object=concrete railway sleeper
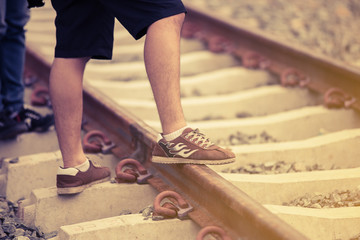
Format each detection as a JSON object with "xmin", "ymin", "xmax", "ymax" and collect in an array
[{"xmin": 1, "ymin": 2, "xmax": 360, "ymax": 240}]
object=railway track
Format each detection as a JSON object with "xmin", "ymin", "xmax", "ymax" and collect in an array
[{"xmin": 1, "ymin": 2, "xmax": 360, "ymax": 240}]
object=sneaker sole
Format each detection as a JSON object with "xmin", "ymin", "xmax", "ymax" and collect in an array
[
  {"xmin": 57, "ymin": 176, "xmax": 111, "ymax": 195},
  {"xmin": 151, "ymin": 156, "xmax": 236, "ymax": 165}
]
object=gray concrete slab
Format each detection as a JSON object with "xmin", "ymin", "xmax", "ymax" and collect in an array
[
  {"xmin": 58, "ymin": 214, "xmax": 200, "ymax": 240},
  {"xmin": 266, "ymin": 205, "xmax": 360, "ymax": 240},
  {"xmin": 115, "ymin": 86, "xmax": 320, "ymax": 121},
  {"xmin": 221, "ymin": 167, "xmax": 360, "ymax": 205},
  {"xmin": 21, "ymin": 182, "xmax": 158, "ymax": 233},
  {"xmin": 0, "ymin": 150, "xmax": 121, "ymax": 202},
  {"xmin": 211, "ymin": 128, "xmax": 360, "ymax": 172}
]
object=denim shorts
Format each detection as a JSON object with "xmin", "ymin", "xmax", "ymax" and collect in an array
[{"xmin": 51, "ymin": 0, "xmax": 186, "ymax": 59}]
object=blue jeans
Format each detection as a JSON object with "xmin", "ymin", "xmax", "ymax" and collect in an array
[{"xmin": 0, "ymin": 0, "xmax": 30, "ymax": 113}]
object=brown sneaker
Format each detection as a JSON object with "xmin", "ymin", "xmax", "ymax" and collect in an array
[
  {"xmin": 57, "ymin": 160, "xmax": 111, "ymax": 195},
  {"xmin": 151, "ymin": 128, "xmax": 236, "ymax": 164}
]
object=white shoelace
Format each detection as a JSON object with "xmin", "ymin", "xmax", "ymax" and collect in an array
[{"xmin": 185, "ymin": 129, "xmax": 214, "ymax": 148}]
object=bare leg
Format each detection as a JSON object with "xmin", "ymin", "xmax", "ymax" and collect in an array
[
  {"xmin": 144, "ymin": 13, "xmax": 186, "ymax": 135},
  {"xmin": 49, "ymin": 57, "xmax": 90, "ymax": 168}
]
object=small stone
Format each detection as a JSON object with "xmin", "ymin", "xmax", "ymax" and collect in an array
[
  {"xmin": 324, "ymin": 193, "xmax": 331, "ymax": 199},
  {"xmin": 0, "ymin": 200, "xmax": 9, "ymax": 209},
  {"xmin": 9, "ymin": 157, "xmax": 19, "ymax": 164},
  {"xmin": 242, "ymin": 18, "xmax": 260, "ymax": 28},
  {"xmin": 24, "ymin": 230, "xmax": 33, "ymax": 237},
  {"xmin": 312, "ymin": 198, "xmax": 322, "ymax": 204},
  {"xmin": 292, "ymin": 162, "xmax": 306, "ymax": 172},
  {"xmin": 263, "ymin": 161, "xmax": 275, "ymax": 170},
  {"xmin": 140, "ymin": 205, "xmax": 154, "ymax": 218},
  {"xmin": 311, "ymin": 203, "xmax": 322, "ymax": 209},
  {"xmin": 2, "ymin": 223, "xmax": 16, "ymax": 234},
  {"xmin": 119, "ymin": 210, "xmax": 132, "ymax": 216},
  {"xmin": 14, "ymin": 229, "xmax": 25, "ymax": 237},
  {"xmin": 244, "ymin": 165, "xmax": 255, "ymax": 173},
  {"xmin": 331, "ymin": 193, "xmax": 342, "ymax": 202},
  {"xmin": 303, "ymin": 198, "xmax": 311, "ymax": 207},
  {"xmin": 0, "ymin": 227, "xmax": 7, "ymax": 238},
  {"xmin": 43, "ymin": 231, "xmax": 58, "ymax": 239},
  {"xmin": 14, "ymin": 236, "xmax": 30, "ymax": 240},
  {"xmin": 253, "ymin": 167, "xmax": 264, "ymax": 174},
  {"xmin": 283, "ymin": 163, "xmax": 293, "ymax": 173},
  {"xmin": 290, "ymin": 18, "xmax": 306, "ymax": 32},
  {"xmin": 340, "ymin": 193, "xmax": 349, "ymax": 201},
  {"xmin": 31, "ymin": 231, "xmax": 38, "ymax": 237},
  {"xmin": 152, "ymin": 215, "xmax": 165, "ymax": 221},
  {"xmin": 229, "ymin": 136, "xmax": 242, "ymax": 145}
]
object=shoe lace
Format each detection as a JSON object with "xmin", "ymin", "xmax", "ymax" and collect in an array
[{"xmin": 185, "ymin": 129, "xmax": 214, "ymax": 148}]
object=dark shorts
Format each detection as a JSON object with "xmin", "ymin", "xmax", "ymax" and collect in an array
[{"xmin": 51, "ymin": 0, "xmax": 186, "ymax": 59}]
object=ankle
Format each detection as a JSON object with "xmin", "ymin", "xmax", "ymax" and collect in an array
[
  {"xmin": 163, "ymin": 125, "xmax": 188, "ymax": 141},
  {"xmin": 73, "ymin": 159, "xmax": 90, "ymax": 172},
  {"xmin": 162, "ymin": 121, "xmax": 187, "ymax": 134},
  {"xmin": 63, "ymin": 156, "xmax": 88, "ymax": 168}
]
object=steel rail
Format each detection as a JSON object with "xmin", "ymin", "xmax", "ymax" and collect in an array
[
  {"xmin": 24, "ymin": 8, "xmax": 310, "ymax": 240},
  {"xmin": 184, "ymin": 3, "xmax": 360, "ymax": 112}
]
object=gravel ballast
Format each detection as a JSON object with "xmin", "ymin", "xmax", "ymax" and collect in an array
[{"xmin": 184, "ymin": 0, "xmax": 360, "ymax": 68}]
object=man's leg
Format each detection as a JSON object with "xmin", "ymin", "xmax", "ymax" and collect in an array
[
  {"xmin": 50, "ymin": 57, "xmax": 111, "ymax": 195},
  {"xmin": 49, "ymin": 0, "xmax": 114, "ymax": 194},
  {"xmin": 145, "ymin": 13, "xmax": 235, "ymax": 165},
  {"xmin": 49, "ymin": 57, "xmax": 89, "ymax": 168},
  {"xmin": 144, "ymin": 13, "xmax": 186, "ymax": 135}
]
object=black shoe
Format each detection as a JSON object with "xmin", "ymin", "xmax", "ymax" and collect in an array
[
  {"xmin": 0, "ymin": 112, "xmax": 28, "ymax": 140},
  {"xmin": 12, "ymin": 108, "xmax": 54, "ymax": 132}
]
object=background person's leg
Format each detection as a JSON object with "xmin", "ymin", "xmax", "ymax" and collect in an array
[{"xmin": 0, "ymin": 0, "xmax": 29, "ymax": 113}]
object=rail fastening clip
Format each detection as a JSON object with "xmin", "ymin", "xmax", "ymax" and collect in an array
[
  {"xmin": 196, "ymin": 226, "xmax": 232, "ymax": 240},
  {"xmin": 115, "ymin": 158, "xmax": 152, "ymax": 184},
  {"xmin": 153, "ymin": 190, "xmax": 193, "ymax": 220},
  {"xmin": 83, "ymin": 130, "xmax": 116, "ymax": 154}
]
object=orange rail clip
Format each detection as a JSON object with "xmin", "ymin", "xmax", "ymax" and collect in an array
[
  {"xmin": 242, "ymin": 51, "xmax": 270, "ymax": 69},
  {"xmin": 24, "ymin": 74, "xmax": 38, "ymax": 87},
  {"xmin": 207, "ymin": 36, "xmax": 232, "ymax": 53},
  {"xmin": 115, "ymin": 158, "xmax": 152, "ymax": 184},
  {"xmin": 83, "ymin": 130, "xmax": 116, "ymax": 154},
  {"xmin": 324, "ymin": 88, "xmax": 356, "ymax": 108},
  {"xmin": 196, "ymin": 226, "xmax": 232, "ymax": 240},
  {"xmin": 31, "ymin": 85, "xmax": 51, "ymax": 106},
  {"xmin": 281, "ymin": 68, "xmax": 310, "ymax": 87},
  {"xmin": 153, "ymin": 190, "xmax": 193, "ymax": 219}
]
